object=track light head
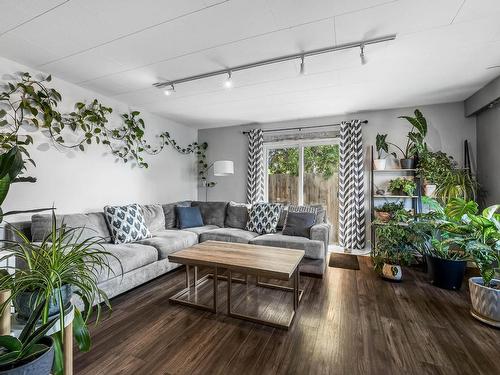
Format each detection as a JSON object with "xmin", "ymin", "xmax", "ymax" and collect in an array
[
  {"xmin": 299, "ymin": 55, "xmax": 306, "ymax": 75},
  {"xmin": 224, "ymin": 71, "xmax": 233, "ymax": 88},
  {"xmin": 164, "ymin": 84, "xmax": 175, "ymax": 96},
  {"xmin": 360, "ymin": 44, "xmax": 367, "ymax": 65}
]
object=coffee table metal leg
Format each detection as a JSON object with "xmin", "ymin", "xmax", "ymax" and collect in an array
[
  {"xmin": 194, "ymin": 266, "xmax": 198, "ymax": 287},
  {"xmin": 227, "ymin": 270, "xmax": 232, "ymax": 314},
  {"xmin": 213, "ymin": 266, "xmax": 218, "ymax": 313},
  {"xmin": 186, "ymin": 265, "xmax": 191, "ymax": 288}
]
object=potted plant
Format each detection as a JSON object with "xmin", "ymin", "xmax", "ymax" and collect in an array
[
  {"xmin": 444, "ymin": 199, "xmax": 500, "ymax": 326},
  {"xmin": 388, "ymin": 177, "xmax": 416, "ymax": 196},
  {"xmin": 434, "ymin": 169, "xmax": 477, "ymax": 204},
  {"xmin": 371, "ymin": 222, "xmax": 414, "ymax": 281},
  {"xmin": 373, "ymin": 202, "xmax": 406, "ymax": 223},
  {"xmin": 418, "ymin": 150, "xmax": 455, "ymax": 197},
  {"xmin": 0, "ymin": 214, "xmax": 120, "ymax": 375},
  {"xmin": 0, "ymin": 300, "xmax": 56, "ymax": 375},
  {"xmin": 374, "ymin": 134, "xmax": 389, "ymax": 170},
  {"xmin": 386, "ymin": 109, "xmax": 428, "ymax": 169}
]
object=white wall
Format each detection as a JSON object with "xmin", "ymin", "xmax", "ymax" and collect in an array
[{"xmin": 0, "ymin": 56, "xmax": 198, "ymax": 221}]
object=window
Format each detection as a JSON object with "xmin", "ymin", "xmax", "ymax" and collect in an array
[{"xmin": 264, "ymin": 139, "xmax": 339, "ymax": 244}]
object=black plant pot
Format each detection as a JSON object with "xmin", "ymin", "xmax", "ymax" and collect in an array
[
  {"xmin": 425, "ymin": 255, "xmax": 466, "ymax": 290},
  {"xmin": 0, "ymin": 336, "xmax": 54, "ymax": 375},
  {"xmin": 400, "ymin": 158, "xmax": 415, "ymax": 169}
]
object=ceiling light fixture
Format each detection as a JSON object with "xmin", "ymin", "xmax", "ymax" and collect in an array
[
  {"xmin": 164, "ymin": 84, "xmax": 175, "ymax": 96},
  {"xmin": 299, "ymin": 55, "xmax": 306, "ymax": 75},
  {"xmin": 360, "ymin": 44, "xmax": 367, "ymax": 65},
  {"xmin": 224, "ymin": 71, "xmax": 233, "ymax": 88},
  {"xmin": 153, "ymin": 34, "xmax": 396, "ymax": 91}
]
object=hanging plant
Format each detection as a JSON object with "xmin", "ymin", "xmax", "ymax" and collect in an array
[{"xmin": 0, "ymin": 72, "xmax": 208, "ymax": 217}]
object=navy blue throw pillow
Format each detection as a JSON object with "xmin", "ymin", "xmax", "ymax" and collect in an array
[{"xmin": 176, "ymin": 206, "xmax": 204, "ymax": 229}]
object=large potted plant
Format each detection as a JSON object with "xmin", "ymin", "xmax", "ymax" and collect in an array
[
  {"xmin": 434, "ymin": 169, "xmax": 477, "ymax": 204},
  {"xmin": 374, "ymin": 134, "xmax": 389, "ymax": 170},
  {"xmin": 443, "ymin": 199, "xmax": 500, "ymax": 326},
  {"xmin": 0, "ymin": 301, "xmax": 56, "ymax": 375},
  {"xmin": 386, "ymin": 109, "xmax": 428, "ymax": 169},
  {"xmin": 0, "ymin": 214, "xmax": 120, "ymax": 375},
  {"xmin": 371, "ymin": 222, "xmax": 414, "ymax": 281}
]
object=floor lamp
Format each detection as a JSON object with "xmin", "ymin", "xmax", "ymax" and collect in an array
[{"xmin": 204, "ymin": 160, "xmax": 234, "ymax": 201}]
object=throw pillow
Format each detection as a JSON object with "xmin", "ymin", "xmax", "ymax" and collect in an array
[
  {"xmin": 191, "ymin": 201, "xmax": 227, "ymax": 227},
  {"xmin": 225, "ymin": 201, "xmax": 250, "ymax": 229},
  {"xmin": 176, "ymin": 206, "xmax": 204, "ymax": 229},
  {"xmin": 282, "ymin": 211, "xmax": 316, "ymax": 238},
  {"xmin": 162, "ymin": 201, "xmax": 191, "ymax": 229},
  {"xmin": 104, "ymin": 204, "xmax": 151, "ymax": 244},
  {"xmin": 246, "ymin": 202, "xmax": 281, "ymax": 234},
  {"xmin": 287, "ymin": 204, "xmax": 321, "ymax": 223}
]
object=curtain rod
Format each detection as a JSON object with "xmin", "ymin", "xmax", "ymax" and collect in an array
[{"xmin": 242, "ymin": 120, "xmax": 368, "ymax": 135}]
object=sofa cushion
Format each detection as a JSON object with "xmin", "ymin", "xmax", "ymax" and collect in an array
[
  {"xmin": 181, "ymin": 225, "xmax": 219, "ymax": 236},
  {"xmin": 162, "ymin": 201, "xmax": 191, "ymax": 229},
  {"xmin": 246, "ymin": 202, "xmax": 281, "ymax": 234},
  {"xmin": 31, "ymin": 212, "xmax": 111, "ymax": 243},
  {"xmin": 199, "ymin": 228, "xmax": 259, "ymax": 244},
  {"xmin": 249, "ymin": 233, "xmax": 324, "ymax": 260},
  {"xmin": 282, "ymin": 211, "xmax": 316, "ymax": 238},
  {"xmin": 98, "ymin": 243, "xmax": 158, "ymax": 282},
  {"xmin": 137, "ymin": 230, "xmax": 198, "ymax": 259},
  {"xmin": 141, "ymin": 204, "xmax": 165, "ymax": 232},
  {"xmin": 191, "ymin": 201, "xmax": 227, "ymax": 227},
  {"xmin": 104, "ymin": 204, "xmax": 151, "ymax": 244},
  {"xmin": 176, "ymin": 206, "xmax": 204, "ymax": 229},
  {"xmin": 225, "ymin": 202, "xmax": 250, "ymax": 229}
]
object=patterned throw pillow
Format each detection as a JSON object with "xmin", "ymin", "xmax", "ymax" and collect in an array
[
  {"xmin": 246, "ymin": 202, "xmax": 282, "ymax": 234},
  {"xmin": 286, "ymin": 205, "xmax": 320, "ymax": 223},
  {"xmin": 104, "ymin": 204, "xmax": 151, "ymax": 244}
]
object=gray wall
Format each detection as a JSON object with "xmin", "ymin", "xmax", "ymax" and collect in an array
[
  {"xmin": 476, "ymin": 105, "xmax": 500, "ymax": 206},
  {"xmin": 198, "ymin": 101, "xmax": 476, "ymax": 203}
]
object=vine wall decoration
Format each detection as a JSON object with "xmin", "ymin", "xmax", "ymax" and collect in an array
[{"xmin": 0, "ymin": 72, "xmax": 209, "ymax": 218}]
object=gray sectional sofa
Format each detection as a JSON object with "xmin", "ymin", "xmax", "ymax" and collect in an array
[{"xmin": 10, "ymin": 201, "xmax": 330, "ymax": 302}]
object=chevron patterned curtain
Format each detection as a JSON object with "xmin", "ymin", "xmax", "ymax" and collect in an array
[
  {"xmin": 246, "ymin": 129, "xmax": 265, "ymax": 204},
  {"xmin": 339, "ymin": 120, "xmax": 365, "ymax": 249}
]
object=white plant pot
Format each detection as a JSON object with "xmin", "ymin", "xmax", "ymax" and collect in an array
[
  {"xmin": 373, "ymin": 159, "xmax": 387, "ymax": 170},
  {"xmin": 382, "ymin": 263, "xmax": 402, "ymax": 281},
  {"xmin": 424, "ymin": 184, "xmax": 437, "ymax": 197},
  {"xmin": 469, "ymin": 277, "xmax": 500, "ymax": 327}
]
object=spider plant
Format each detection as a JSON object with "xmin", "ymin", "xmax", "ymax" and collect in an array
[
  {"xmin": 434, "ymin": 169, "xmax": 478, "ymax": 204},
  {"xmin": 0, "ymin": 212, "xmax": 121, "ymax": 375}
]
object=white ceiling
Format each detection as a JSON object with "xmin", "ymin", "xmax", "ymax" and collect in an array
[{"xmin": 1, "ymin": 0, "xmax": 500, "ymax": 128}]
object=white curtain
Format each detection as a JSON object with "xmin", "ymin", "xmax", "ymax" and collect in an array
[
  {"xmin": 246, "ymin": 129, "xmax": 265, "ymax": 204},
  {"xmin": 338, "ymin": 120, "xmax": 365, "ymax": 249}
]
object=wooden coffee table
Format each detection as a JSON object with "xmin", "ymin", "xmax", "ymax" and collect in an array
[{"xmin": 168, "ymin": 241, "xmax": 305, "ymax": 329}]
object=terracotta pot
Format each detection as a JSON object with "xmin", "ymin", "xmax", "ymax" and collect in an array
[
  {"xmin": 374, "ymin": 211, "xmax": 391, "ymax": 222},
  {"xmin": 469, "ymin": 277, "xmax": 500, "ymax": 327},
  {"xmin": 373, "ymin": 159, "xmax": 387, "ymax": 170},
  {"xmin": 382, "ymin": 263, "xmax": 402, "ymax": 281}
]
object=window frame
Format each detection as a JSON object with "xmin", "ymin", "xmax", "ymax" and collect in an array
[{"xmin": 263, "ymin": 137, "xmax": 340, "ymax": 205}]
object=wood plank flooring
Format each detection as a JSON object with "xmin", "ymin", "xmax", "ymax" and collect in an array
[{"xmin": 75, "ymin": 257, "xmax": 500, "ymax": 375}]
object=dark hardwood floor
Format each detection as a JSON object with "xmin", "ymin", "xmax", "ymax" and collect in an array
[{"xmin": 75, "ymin": 257, "xmax": 500, "ymax": 375}]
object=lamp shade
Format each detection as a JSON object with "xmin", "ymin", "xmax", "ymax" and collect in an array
[{"xmin": 213, "ymin": 160, "xmax": 234, "ymax": 176}]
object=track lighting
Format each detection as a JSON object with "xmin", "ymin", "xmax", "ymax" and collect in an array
[
  {"xmin": 360, "ymin": 44, "xmax": 367, "ymax": 65},
  {"xmin": 154, "ymin": 35, "xmax": 396, "ymax": 91},
  {"xmin": 224, "ymin": 71, "xmax": 233, "ymax": 88},
  {"xmin": 299, "ymin": 55, "xmax": 306, "ymax": 75},
  {"xmin": 164, "ymin": 84, "xmax": 175, "ymax": 96}
]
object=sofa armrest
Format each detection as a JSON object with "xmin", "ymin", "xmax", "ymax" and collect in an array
[{"xmin": 310, "ymin": 223, "xmax": 330, "ymax": 256}]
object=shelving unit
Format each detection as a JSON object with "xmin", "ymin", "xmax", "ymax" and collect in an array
[{"xmin": 370, "ymin": 146, "xmax": 423, "ymax": 248}]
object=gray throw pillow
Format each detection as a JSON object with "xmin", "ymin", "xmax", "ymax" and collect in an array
[
  {"xmin": 191, "ymin": 201, "xmax": 227, "ymax": 227},
  {"xmin": 140, "ymin": 204, "xmax": 166, "ymax": 233},
  {"xmin": 282, "ymin": 211, "xmax": 316, "ymax": 238},
  {"xmin": 225, "ymin": 202, "xmax": 250, "ymax": 229},
  {"xmin": 162, "ymin": 201, "xmax": 191, "ymax": 229}
]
